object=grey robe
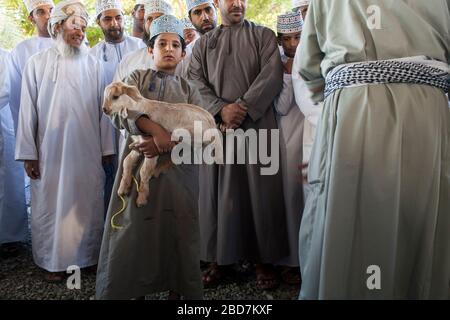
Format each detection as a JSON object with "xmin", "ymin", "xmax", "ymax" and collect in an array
[
  {"xmin": 297, "ymin": 0, "xmax": 450, "ymax": 299},
  {"xmin": 96, "ymin": 69, "xmax": 204, "ymax": 300},
  {"xmin": 274, "ymin": 70, "xmax": 305, "ymax": 267},
  {"xmin": 188, "ymin": 20, "xmax": 289, "ymax": 265}
]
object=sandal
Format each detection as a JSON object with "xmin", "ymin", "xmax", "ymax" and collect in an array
[
  {"xmin": 280, "ymin": 266, "xmax": 301, "ymax": 285},
  {"xmin": 83, "ymin": 265, "xmax": 98, "ymax": 274},
  {"xmin": 255, "ymin": 264, "xmax": 279, "ymax": 291},
  {"xmin": 44, "ymin": 272, "xmax": 65, "ymax": 284},
  {"xmin": 1, "ymin": 242, "xmax": 22, "ymax": 258},
  {"xmin": 202, "ymin": 262, "xmax": 227, "ymax": 287},
  {"xmin": 168, "ymin": 291, "xmax": 181, "ymax": 300}
]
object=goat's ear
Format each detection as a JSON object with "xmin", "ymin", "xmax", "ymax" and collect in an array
[
  {"xmin": 103, "ymin": 87, "xmax": 111, "ymax": 107},
  {"xmin": 119, "ymin": 107, "xmax": 129, "ymax": 118},
  {"xmin": 104, "ymin": 86, "xmax": 111, "ymax": 100},
  {"xmin": 125, "ymin": 85, "xmax": 142, "ymax": 102}
]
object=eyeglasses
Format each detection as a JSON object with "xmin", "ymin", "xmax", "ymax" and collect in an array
[{"xmin": 64, "ymin": 16, "xmax": 87, "ymax": 32}]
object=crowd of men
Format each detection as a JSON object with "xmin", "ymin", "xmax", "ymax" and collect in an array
[{"xmin": 0, "ymin": 0, "xmax": 449, "ymax": 300}]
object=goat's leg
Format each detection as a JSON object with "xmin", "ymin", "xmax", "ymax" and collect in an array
[
  {"xmin": 118, "ymin": 149, "xmax": 141, "ymax": 196},
  {"xmin": 136, "ymin": 156, "xmax": 158, "ymax": 207}
]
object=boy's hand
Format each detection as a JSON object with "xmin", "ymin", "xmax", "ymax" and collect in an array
[
  {"xmin": 135, "ymin": 136, "xmax": 159, "ymax": 158},
  {"xmin": 24, "ymin": 160, "xmax": 40, "ymax": 180}
]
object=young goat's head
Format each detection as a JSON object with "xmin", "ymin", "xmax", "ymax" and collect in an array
[{"xmin": 102, "ymin": 82, "xmax": 143, "ymax": 118}]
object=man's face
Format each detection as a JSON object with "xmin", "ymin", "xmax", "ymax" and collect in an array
[
  {"xmin": 149, "ymin": 33, "xmax": 186, "ymax": 72},
  {"xmin": 215, "ymin": 0, "xmax": 246, "ymax": 26},
  {"xmin": 142, "ymin": 12, "xmax": 164, "ymax": 44},
  {"xmin": 183, "ymin": 29, "xmax": 197, "ymax": 45},
  {"xmin": 98, "ymin": 9, "xmax": 124, "ymax": 42},
  {"xmin": 279, "ymin": 32, "xmax": 301, "ymax": 58},
  {"xmin": 144, "ymin": 12, "xmax": 164, "ymax": 34},
  {"xmin": 61, "ymin": 16, "xmax": 87, "ymax": 48},
  {"xmin": 29, "ymin": 4, "xmax": 53, "ymax": 36},
  {"xmin": 189, "ymin": 3, "xmax": 217, "ymax": 34},
  {"xmin": 132, "ymin": 4, "xmax": 145, "ymax": 21},
  {"xmin": 299, "ymin": 5, "xmax": 308, "ymax": 19}
]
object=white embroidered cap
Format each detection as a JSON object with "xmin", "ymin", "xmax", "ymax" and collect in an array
[
  {"xmin": 24, "ymin": 0, "xmax": 54, "ymax": 14},
  {"xmin": 150, "ymin": 14, "xmax": 184, "ymax": 40},
  {"xmin": 95, "ymin": 0, "xmax": 122, "ymax": 17},
  {"xmin": 144, "ymin": 0, "xmax": 173, "ymax": 20},
  {"xmin": 277, "ymin": 11, "xmax": 303, "ymax": 34},
  {"xmin": 185, "ymin": 0, "xmax": 214, "ymax": 12}
]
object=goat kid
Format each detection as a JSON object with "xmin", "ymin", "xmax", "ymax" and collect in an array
[{"xmin": 102, "ymin": 81, "xmax": 223, "ymax": 207}]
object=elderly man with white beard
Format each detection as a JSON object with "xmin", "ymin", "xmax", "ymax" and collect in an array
[{"xmin": 15, "ymin": 0, "xmax": 115, "ymax": 283}]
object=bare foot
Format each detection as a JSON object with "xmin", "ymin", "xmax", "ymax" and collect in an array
[
  {"xmin": 168, "ymin": 291, "xmax": 181, "ymax": 300},
  {"xmin": 280, "ymin": 266, "xmax": 301, "ymax": 285},
  {"xmin": 44, "ymin": 271, "xmax": 65, "ymax": 283},
  {"xmin": 255, "ymin": 263, "xmax": 279, "ymax": 291},
  {"xmin": 202, "ymin": 262, "xmax": 227, "ymax": 287}
]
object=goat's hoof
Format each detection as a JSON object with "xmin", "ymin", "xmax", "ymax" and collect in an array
[
  {"xmin": 136, "ymin": 200, "xmax": 147, "ymax": 208},
  {"xmin": 118, "ymin": 182, "xmax": 131, "ymax": 196},
  {"xmin": 136, "ymin": 194, "xmax": 148, "ymax": 207}
]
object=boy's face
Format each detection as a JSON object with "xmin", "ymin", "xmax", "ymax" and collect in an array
[
  {"xmin": 183, "ymin": 29, "xmax": 197, "ymax": 45},
  {"xmin": 279, "ymin": 32, "xmax": 301, "ymax": 58},
  {"xmin": 149, "ymin": 33, "xmax": 186, "ymax": 73}
]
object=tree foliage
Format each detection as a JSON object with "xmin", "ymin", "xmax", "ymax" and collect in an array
[{"xmin": 1, "ymin": 0, "xmax": 292, "ymax": 50}]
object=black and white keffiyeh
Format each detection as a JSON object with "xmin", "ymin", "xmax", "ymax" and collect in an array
[{"xmin": 324, "ymin": 58, "xmax": 450, "ymax": 98}]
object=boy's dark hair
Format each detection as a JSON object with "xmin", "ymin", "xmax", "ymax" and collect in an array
[{"xmin": 147, "ymin": 35, "xmax": 187, "ymax": 52}]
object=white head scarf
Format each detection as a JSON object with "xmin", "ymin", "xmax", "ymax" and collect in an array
[{"xmin": 47, "ymin": 0, "xmax": 89, "ymax": 39}]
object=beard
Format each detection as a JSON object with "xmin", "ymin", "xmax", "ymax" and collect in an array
[
  {"xmin": 55, "ymin": 31, "xmax": 87, "ymax": 58},
  {"xmin": 199, "ymin": 20, "xmax": 216, "ymax": 34},
  {"xmin": 104, "ymin": 27, "xmax": 124, "ymax": 43}
]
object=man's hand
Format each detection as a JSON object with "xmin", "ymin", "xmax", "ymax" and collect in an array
[
  {"xmin": 300, "ymin": 163, "xmax": 308, "ymax": 182},
  {"xmin": 102, "ymin": 155, "xmax": 114, "ymax": 166},
  {"xmin": 135, "ymin": 136, "xmax": 159, "ymax": 158},
  {"xmin": 219, "ymin": 122, "xmax": 237, "ymax": 132},
  {"xmin": 220, "ymin": 103, "xmax": 247, "ymax": 128},
  {"xmin": 283, "ymin": 58, "xmax": 294, "ymax": 74},
  {"xmin": 24, "ymin": 160, "xmax": 40, "ymax": 180}
]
